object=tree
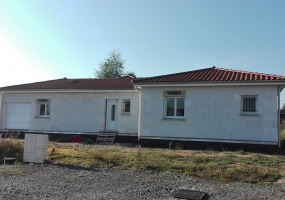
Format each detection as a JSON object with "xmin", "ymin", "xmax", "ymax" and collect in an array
[
  {"xmin": 282, "ymin": 103, "xmax": 285, "ymax": 110},
  {"xmin": 94, "ymin": 49, "xmax": 136, "ymax": 78}
]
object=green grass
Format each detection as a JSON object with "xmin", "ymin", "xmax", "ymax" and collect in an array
[{"xmin": 48, "ymin": 145, "xmax": 285, "ymax": 184}]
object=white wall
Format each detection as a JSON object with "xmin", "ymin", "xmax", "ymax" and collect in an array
[
  {"xmin": 1, "ymin": 91, "xmax": 139, "ymax": 135},
  {"xmin": 139, "ymin": 85, "xmax": 279, "ymax": 144}
]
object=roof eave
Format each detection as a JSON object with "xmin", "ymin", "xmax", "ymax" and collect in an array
[
  {"xmin": 132, "ymin": 80, "xmax": 285, "ymax": 87},
  {"xmin": 0, "ymin": 89, "xmax": 137, "ymax": 93}
]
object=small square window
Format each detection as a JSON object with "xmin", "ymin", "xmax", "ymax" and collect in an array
[
  {"xmin": 165, "ymin": 97, "xmax": 185, "ymax": 118},
  {"xmin": 121, "ymin": 99, "xmax": 130, "ymax": 114},
  {"xmin": 37, "ymin": 99, "xmax": 51, "ymax": 117},
  {"xmin": 241, "ymin": 95, "xmax": 257, "ymax": 114}
]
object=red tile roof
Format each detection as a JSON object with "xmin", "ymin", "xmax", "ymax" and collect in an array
[
  {"xmin": 0, "ymin": 76, "xmax": 135, "ymax": 91},
  {"xmin": 133, "ymin": 66, "xmax": 285, "ymax": 83}
]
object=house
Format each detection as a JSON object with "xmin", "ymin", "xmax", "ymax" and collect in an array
[
  {"xmin": 0, "ymin": 66, "xmax": 285, "ymax": 148},
  {"xmin": 133, "ymin": 66, "xmax": 285, "ymax": 148},
  {"xmin": 0, "ymin": 76, "xmax": 139, "ymax": 139}
]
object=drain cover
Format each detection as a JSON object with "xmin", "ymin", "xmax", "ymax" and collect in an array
[{"xmin": 173, "ymin": 189, "xmax": 207, "ymax": 200}]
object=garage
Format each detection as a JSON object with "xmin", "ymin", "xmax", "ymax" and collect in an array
[{"xmin": 6, "ymin": 103, "xmax": 31, "ymax": 130}]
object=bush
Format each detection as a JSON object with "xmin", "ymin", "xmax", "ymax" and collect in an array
[{"xmin": 0, "ymin": 139, "xmax": 24, "ymax": 164}]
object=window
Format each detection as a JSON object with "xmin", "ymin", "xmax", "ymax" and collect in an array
[
  {"xmin": 121, "ymin": 99, "xmax": 130, "ymax": 114},
  {"xmin": 165, "ymin": 97, "xmax": 185, "ymax": 118},
  {"xmin": 241, "ymin": 95, "xmax": 257, "ymax": 114},
  {"xmin": 37, "ymin": 99, "xmax": 50, "ymax": 117}
]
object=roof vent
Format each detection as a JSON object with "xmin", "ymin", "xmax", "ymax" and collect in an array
[
  {"xmin": 70, "ymin": 80, "xmax": 78, "ymax": 83},
  {"xmin": 212, "ymin": 66, "xmax": 216, "ymax": 69}
]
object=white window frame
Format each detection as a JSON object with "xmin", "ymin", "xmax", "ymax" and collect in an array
[
  {"xmin": 121, "ymin": 99, "xmax": 131, "ymax": 114},
  {"xmin": 241, "ymin": 95, "xmax": 258, "ymax": 115},
  {"xmin": 37, "ymin": 99, "xmax": 51, "ymax": 117},
  {"xmin": 164, "ymin": 97, "xmax": 185, "ymax": 118}
]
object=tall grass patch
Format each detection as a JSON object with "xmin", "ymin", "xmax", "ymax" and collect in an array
[
  {"xmin": 48, "ymin": 146, "xmax": 285, "ymax": 183},
  {"xmin": 0, "ymin": 139, "xmax": 24, "ymax": 164}
]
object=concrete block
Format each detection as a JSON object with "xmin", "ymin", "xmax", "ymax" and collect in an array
[
  {"xmin": 187, "ymin": 118, "xmax": 197, "ymax": 126},
  {"xmin": 221, "ymin": 119, "xmax": 233, "ymax": 127},
  {"xmin": 199, "ymin": 126, "xmax": 211, "ymax": 132},
  {"xmin": 233, "ymin": 120, "xmax": 245, "ymax": 127},
  {"xmin": 196, "ymin": 93, "xmax": 209, "ymax": 100},
  {"xmin": 232, "ymin": 133, "xmax": 246, "ymax": 140},
  {"xmin": 264, "ymin": 114, "xmax": 277, "ymax": 120},
  {"xmin": 225, "ymin": 126, "xmax": 238, "ymax": 133},
  {"xmin": 245, "ymin": 120, "xmax": 260, "ymax": 127},
  {"xmin": 197, "ymin": 106, "xmax": 208, "ymax": 113},
  {"xmin": 220, "ymin": 133, "xmax": 232, "ymax": 140},
  {"xmin": 208, "ymin": 119, "xmax": 221, "ymax": 126},
  {"xmin": 185, "ymin": 100, "xmax": 192, "ymax": 106},
  {"xmin": 203, "ymin": 113, "xmax": 216, "ymax": 119},
  {"xmin": 194, "ymin": 131, "xmax": 207, "ymax": 139},
  {"xmin": 205, "ymin": 100, "xmax": 216, "ymax": 107},
  {"xmin": 174, "ymin": 130, "xmax": 185, "ymax": 137},
  {"xmin": 250, "ymin": 127, "xmax": 263, "ymax": 134},
  {"xmin": 183, "ymin": 131, "xmax": 194, "ymax": 137},
  {"xmin": 141, "ymin": 130, "xmax": 150, "ymax": 136},
  {"xmin": 260, "ymin": 134, "xmax": 278, "ymax": 142},
  {"xmin": 237, "ymin": 127, "xmax": 250, "ymax": 134},
  {"xmin": 208, "ymin": 107, "xmax": 221, "ymax": 113},
  {"xmin": 206, "ymin": 132, "xmax": 220, "ymax": 139},
  {"xmin": 246, "ymin": 134, "xmax": 260, "ymax": 141},
  {"xmin": 191, "ymin": 100, "xmax": 204, "ymax": 106},
  {"xmin": 264, "ymin": 128, "xmax": 277, "ymax": 135},
  {"xmin": 216, "ymin": 112, "xmax": 228, "ymax": 120},
  {"xmin": 197, "ymin": 119, "xmax": 208, "ymax": 126}
]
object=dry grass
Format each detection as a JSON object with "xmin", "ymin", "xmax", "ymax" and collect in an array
[
  {"xmin": 0, "ymin": 139, "xmax": 24, "ymax": 164},
  {"xmin": 48, "ymin": 143, "xmax": 285, "ymax": 184}
]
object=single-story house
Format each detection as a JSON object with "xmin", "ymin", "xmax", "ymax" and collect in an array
[{"xmin": 1, "ymin": 66, "xmax": 285, "ymax": 148}]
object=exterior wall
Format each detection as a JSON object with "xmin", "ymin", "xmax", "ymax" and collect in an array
[
  {"xmin": 1, "ymin": 91, "xmax": 139, "ymax": 136},
  {"xmin": 139, "ymin": 85, "xmax": 279, "ymax": 144}
]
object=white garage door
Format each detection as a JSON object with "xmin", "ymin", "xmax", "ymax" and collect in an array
[{"xmin": 6, "ymin": 103, "xmax": 31, "ymax": 130}]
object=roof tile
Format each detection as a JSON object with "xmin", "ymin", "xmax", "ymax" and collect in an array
[
  {"xmin": 133, "ymin": 66, "xmax": 285, "ymax": 83},
  {"xmin": 0, "ymin": 76, "xmax": 134, "ymax": 91}
]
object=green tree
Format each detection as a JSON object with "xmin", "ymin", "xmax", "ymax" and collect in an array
[
  {"xmin": 94, "ymin": 49, "xmax": 136, "ymax": 78},
  {"xmin": 282, "ymin": 103, "xmax": 285, "ymax": 110}
]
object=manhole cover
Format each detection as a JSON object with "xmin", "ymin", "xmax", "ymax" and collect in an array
[{"xmin": 173, "ymin": 189, "xmax": 207, "ymax": 200}]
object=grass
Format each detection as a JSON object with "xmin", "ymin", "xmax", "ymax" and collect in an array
[
  {"xmin": 2, "ymin": 129, "xmax": 285, "ymax": 184},
  {"xmin": 0, "ymin": 138, "xmax": 24, "ymax": 164},
  {"xmin": 47, "ymin": 143, "xmax": 285, "ymax": 184}
]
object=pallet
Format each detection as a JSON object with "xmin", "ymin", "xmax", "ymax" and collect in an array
[{"xmin": 96, "ymin": 131, "xmax": 116, "ymax": 144}]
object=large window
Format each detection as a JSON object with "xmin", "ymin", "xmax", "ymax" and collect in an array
[
  {"xmin": 165, "ymin": 97, "xmax": 185, "ymax": 118},
  {"xmin": 241, "ymin": 95, "xmax": 257, "ymax": 114},
  {"xmin": 37, "ymin": 99, "xmax": 50, "ymax": 117},
  {"xmin": 121, "ymin": 99, "xmax": 130, "ymax": 114}
]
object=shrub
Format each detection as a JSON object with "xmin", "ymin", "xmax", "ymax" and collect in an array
[{"xmin": 0, "ymin": 139, "xmax": 24, "ymax": 164}]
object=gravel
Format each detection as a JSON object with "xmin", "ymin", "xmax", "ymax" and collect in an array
[{"xmin": 1, "ymin": 164, "xmax": 285, "ymax": 200}]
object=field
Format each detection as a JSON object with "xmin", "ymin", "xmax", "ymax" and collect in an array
[{"xmin": 1, "ymin": 120, "xmax": 285, "ymax": 184}]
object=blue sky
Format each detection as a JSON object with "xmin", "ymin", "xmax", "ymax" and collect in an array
[{"xmin": 0, "ymin": 0, "xmax": 284, "ymax": 106}]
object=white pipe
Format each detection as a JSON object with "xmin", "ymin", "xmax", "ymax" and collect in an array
[{"xmin": 278, "ymin": 87, "xmax": 281, "ymax": 148}]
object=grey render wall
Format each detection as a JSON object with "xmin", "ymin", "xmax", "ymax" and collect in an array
[
  {"xmin": 1, "ymin": 91, "xmax": 139, "ymax": 135},
  {"xmin": 139, "ymin": 85, "xmax": 278, "ymax": 144}
]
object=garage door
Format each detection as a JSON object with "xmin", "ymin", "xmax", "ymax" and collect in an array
[{"xmin": 6, "ymin": 103, "xmax": 31, "ymax": 130}]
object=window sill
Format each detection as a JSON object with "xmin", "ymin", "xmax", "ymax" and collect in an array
[
  {"xmin": 240, "ymin": 114, "xmax": 260, "ymax": 117},
  {"xmin": 35, "ymin": 116, "xmax": 50, "ymax": 119},
  {"xmin": 120, "ymin": 112, "xmax": 130, "ymax": 115},
  {"xmin": 162, "ymin": 118, "xmax": 186, "ymax": 121}
]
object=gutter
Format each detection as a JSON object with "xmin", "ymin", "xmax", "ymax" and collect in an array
[
  {"xmin": 133, "ymin": 81, "xmax": 285, "ymax": 88},
  {"xmin": 0, "ymin": 89, "xmax": 138, "ymax": 94},
  {"xmin": 0, "ymin": 93, "xmax": 3, "ymax": 130},
  {"xmin": 278, "ymin": 87, "xmax": 282, "ymax": 148}
]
